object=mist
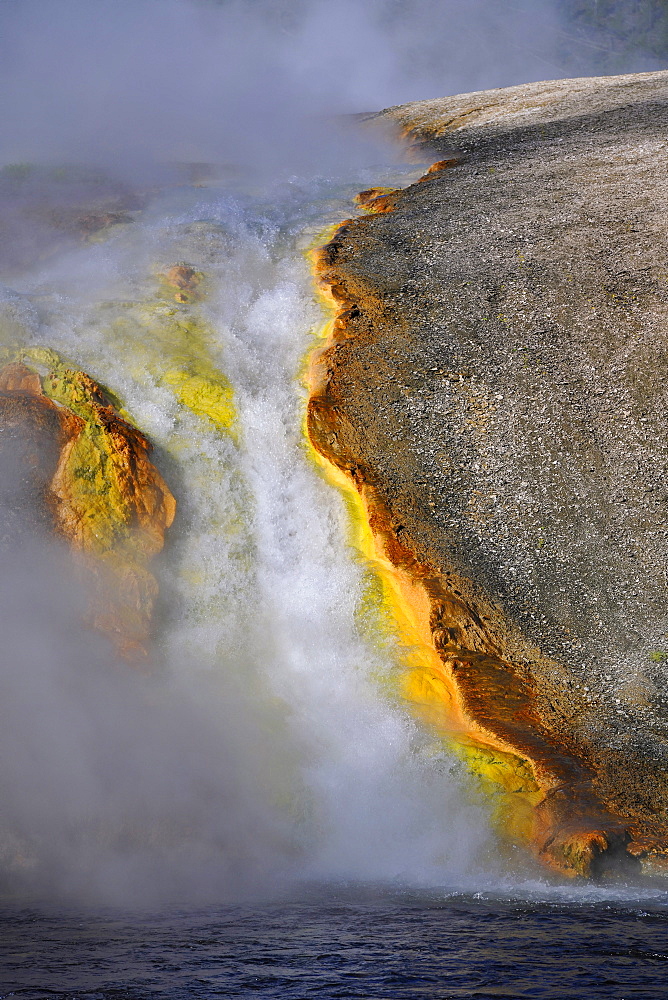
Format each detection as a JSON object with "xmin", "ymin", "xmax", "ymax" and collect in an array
[
  {"xmin": 0, "ymin": 149, "xmax": 496, "ymax": 905},
  {"xmin": 0, "ymin": 540, "xmax": 297, "ymax": 906},
  {"xmin": 0, "ymin": 0, "xmax": 661, "ymax": 908},
  {"xmin": 0, "ymin": 0, "xmax": 644, "ymax": 179}
]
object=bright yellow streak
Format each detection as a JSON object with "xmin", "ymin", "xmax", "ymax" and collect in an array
[{"xmin": 303, "ymin": 224, "xmax": 542, "ymax": 849}]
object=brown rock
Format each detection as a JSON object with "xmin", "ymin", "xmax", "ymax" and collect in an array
[
  {"xmin": 0, "ymin": 363, "xmax": 83, "ymax": 540},
  {"xmin": 0, "ymin": 359, "xmax": 175, "ymax": 659},
  {"xmin": 163, "ymin": 264, "xmax": 203, "ymax": 302}
]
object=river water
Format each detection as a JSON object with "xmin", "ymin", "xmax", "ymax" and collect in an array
[
  {"xmin": 0, "ymin": 154, "xmax": 667, "ymax": 997},
  {"xmin": 2, "ymin": 890, "xmax": 668, "ymax": 999}
]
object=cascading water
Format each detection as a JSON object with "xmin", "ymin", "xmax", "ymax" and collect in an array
[
  {"xmin": 6, "ymin": 4, "xmax": 668, "ymax": 997},
  {"xmin": 0, "ymin": 171, "xmax": 497, "ymax": 905}
]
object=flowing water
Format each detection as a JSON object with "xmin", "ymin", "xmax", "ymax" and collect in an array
[
  {"xmin": 0, "ymin": 160, "xmax": 667, "ymax": 999},
  {"xmin": 0, "ymin": 167, "xmax": 507, "ymax": 898},
  {"xmin": 4, "ymin": 0, "xmax": 668, "ymax": 976}
]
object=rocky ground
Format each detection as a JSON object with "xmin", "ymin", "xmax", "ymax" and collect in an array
[{"xmin": 308, "ymin": 70, "xmax": 668, "ymax": 876}]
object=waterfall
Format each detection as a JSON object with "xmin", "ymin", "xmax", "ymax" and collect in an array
[{"xmin": 0, "ymin": 173, "xmax": 496, "ymax": 905}]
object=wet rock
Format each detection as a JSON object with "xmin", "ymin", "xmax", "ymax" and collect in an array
[
  {"xmin": 308, "ymin": 69, "xmax": 668, "ymax": 876},
  {"xmin": 162, "ymin": 264, "xmax": 204, "ymax": 303},
  {"xmin": 74, "ymin": 211, "xmax": 132, "ymax": 240},
  {"xmin": 0, "ymin": 356, "xmax": 175, "ymax": 659},
  {"xmin": 0, "ymin": 363, "xmax": 81, "ymax": 543}
]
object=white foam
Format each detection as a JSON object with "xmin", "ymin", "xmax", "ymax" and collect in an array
[{"xmin": 0, "ymin": 179, "xmax": 497, "ymax": 903}]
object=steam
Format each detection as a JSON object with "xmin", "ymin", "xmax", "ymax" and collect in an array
[
  {"xmin": 0, "ymin": 0, "xmax": 656, "ymax": 907},
  {"xmin": 0, "ymin": 426, "xmax": 292, "ymax": 904},
  {"xmin": 0, "ymin": 540, "xmax": 295, "ymax": 905},
  {"xmin": 0, "ymin": 0, "xmax": 615, "ymax": 178},
  {"xmin": 0, "ymin": 174, "xmax": 497, "ymax": 905}
]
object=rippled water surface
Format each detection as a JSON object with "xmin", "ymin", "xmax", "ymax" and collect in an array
[{"xmin": 2, "ymin": 890, "xmax": 668, "ymax": 999}]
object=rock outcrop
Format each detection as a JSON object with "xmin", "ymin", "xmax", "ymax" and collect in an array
[
  {"xmin": 0, "ymin": 355, "xmax": 175, "ymax": 658},
  {"xmin": 307, "ymin": 70, "xmax": 668, "ymax": 877}
]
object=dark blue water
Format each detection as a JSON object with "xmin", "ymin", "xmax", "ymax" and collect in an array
[{"xmin": 2, "ymin": 888, "xmax": 668, "ymax": 1000}]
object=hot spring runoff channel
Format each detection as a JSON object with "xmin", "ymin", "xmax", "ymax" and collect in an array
[
  {"xmin": 3, "ymin": 159, "xmax": 668, "ymax": 1000},
  {"xmin": 0, "ymin": 168, "xmax": 512, "ymax": 906}
]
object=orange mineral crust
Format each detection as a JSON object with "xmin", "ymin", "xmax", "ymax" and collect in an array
[
  {"xmin": 0, "ymin": 359, "xmax": 175, "ymax": 660},
  {"xmin": 306, "ymin": 70, "xmax": 668, "ymax": 877}
]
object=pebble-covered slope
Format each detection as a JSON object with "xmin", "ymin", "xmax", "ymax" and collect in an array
[{"xmin": 308, "ymin": 70, "xmax": 668, "ymax": 876}]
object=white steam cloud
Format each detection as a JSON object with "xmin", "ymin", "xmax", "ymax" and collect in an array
[
  {"xmin": 0, "ymin": 537, "xmax": 295, "ymax": 905},
  {"xmin": 0, "ymin": 0, "xmax": 579, "ymax": 176},
  {"xmin": 0, "ymin": 0, "xmax": 652, "ymax": 908}
]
